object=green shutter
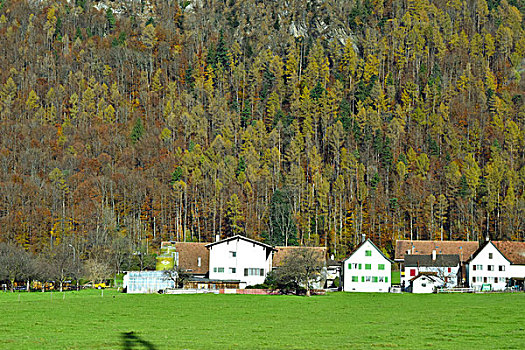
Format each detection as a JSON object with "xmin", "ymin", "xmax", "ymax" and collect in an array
[
  {"xmin": 358, "ymin": 264, "xmax": 362, "ymax": 270},
  {"xmin": 361, "ymin": 276, "xmax": 364, "ymax": 282},
  {"xmin": 348, "ymin": 263, "xmax": 351, "ymax": 270},
  {"xmin": 385, "ymin": 277, "xmax": 388, "ymax": 283}
]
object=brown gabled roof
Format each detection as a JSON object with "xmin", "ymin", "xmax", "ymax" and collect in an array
[
  {"xmin": 175, "ymin": 242, "xmax": 210, "ymax": 275},
  {"xmin": 272, "ymin": 246, "xmax": 327, "ymax": 267},
  {"xmin": 493, "ymin": 241, "xmax": 525, "ymax": 265},
  {"xmin": 395, "ymin": 240, "xmax": 479, "ymax": 263}
]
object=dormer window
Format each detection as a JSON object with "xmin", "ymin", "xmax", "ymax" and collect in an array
[{"xmin": 488, "ymin": 253, "xmax": 493, "ymax": 259}]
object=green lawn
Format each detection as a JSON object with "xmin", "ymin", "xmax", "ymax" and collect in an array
[{"xmin": 1, "ymin": 290, "xmax": 524, "ymax": 349}]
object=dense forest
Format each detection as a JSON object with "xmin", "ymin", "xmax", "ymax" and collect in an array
[{"xmin": 0, "ymin": 0, "xmax": 524, "ymax": 271}]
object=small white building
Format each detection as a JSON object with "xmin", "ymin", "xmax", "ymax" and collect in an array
[
  {"xmin": 206, "ymin": 235, "xmax": 276, "ymax": 287},
  {"xmin": 342, "ymin": 239, "xmax": 393, "ymax": 293},
  {"xmin": 123, "ymin": 271, "xmax": 175, "ymax": 294},
  {"xmin": 403, "ymin": 253, "xmax": 460, "ymax": 288},
  {"xmin": 409, "ymin": 273, "xmax": 444, "ymax": 293}
]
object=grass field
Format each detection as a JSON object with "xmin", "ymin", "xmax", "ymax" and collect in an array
[{"xmin": 1, "ymin": 290, "xmax": 524, "ymax": 349}]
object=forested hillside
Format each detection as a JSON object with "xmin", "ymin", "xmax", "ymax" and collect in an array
[{"xmin": 0, "ymin": 0, "xmax": 524, "ymax": 264}]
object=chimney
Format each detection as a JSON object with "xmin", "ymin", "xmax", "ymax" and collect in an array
[
  {"xmin": 432, "ymin": 250, "xmax": 436, "ymax": 261},
  {"xmin": 215, "ymin": 234, "xmax": 220, "ymax": 242}
]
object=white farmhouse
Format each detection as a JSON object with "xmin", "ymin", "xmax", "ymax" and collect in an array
[
  {"xmin": 342, "ymin": 239, "xmax": 393, "ymax": 293},
  {"xmin": 206, "ymin": 235, "xmax": 275, "ymax": 287},
  {"xmin": 403, "ymin": 253, "xmax": 460, "ymax": 288},
  {"xmin": 409, "ymin": 273, "xmax": 444, "ymax": 293},
  {"xmin": 467, "ymin": 241, "xmax": 525, "ymax": 291}
]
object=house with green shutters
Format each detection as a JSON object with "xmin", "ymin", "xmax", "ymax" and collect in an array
[{"xmin": 342, "ymin": 238, "xmax": 393, "ymax": 292}]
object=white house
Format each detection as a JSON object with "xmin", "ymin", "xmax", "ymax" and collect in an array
[
  {"xmin": 409, "ymin": 273, "xmax": 444, "ymax": 293},
  {"xmin": 342, "ymin": 239, "xmax": 393, "ymax": 293},
  {"xmin": 402, "ymin": 253, "xmax": 460, "ymax": 288},
  {"xmin": 467, "ymin": 241, "xmax": 511, "ymax": 291},
  {"xmin": 467, "ymin": 241, "xmax": 525, "ymax": 291},
  {"xmin": 206, "ymin": 235, "xmax": 276, "ymax": 287}
]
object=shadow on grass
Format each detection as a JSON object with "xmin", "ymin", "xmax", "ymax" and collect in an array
[{"xmin": 121, "ymin": 331, "xmax": 157, "ymax": 350}]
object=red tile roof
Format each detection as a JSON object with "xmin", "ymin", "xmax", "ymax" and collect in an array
[
  {"xmin": 175, "ymin": 242, "xmax": 210, "ymax": 275},
  {"xmin": 395, "ymin": 240, "xmax": 479, "ymax": 263},
  {"xmin": 492, "ymin": 241, "xmax": 525, "ymax": 265},
  {"xmin": 273, "ymin": 246, "xmax": 327, "ymax": 267}
]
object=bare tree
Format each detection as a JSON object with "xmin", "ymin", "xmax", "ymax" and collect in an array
[
  {"xmin": 0, "ymin": 243, "xmax": 33, "ymax": 292},
  {"xmin": 162, "ymin": 266, "xmax": 191, "ymax": 289},
  {"xmin": 273, "ymin": 248, "xmax": 324, "ymax": 296}
]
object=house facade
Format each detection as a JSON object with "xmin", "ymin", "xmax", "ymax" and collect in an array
[
  {"xmin": 402, "ymin": 253, "xmax": 460, "ymax": 288},
  {"xmin": 467, "ymin": 241, "xmax": 525, "ymax": 291},
  {"xmin": 467, "ymin": 241, "xmax": 511, "ymax": 291},
  {"xmin": 342, "ymin": 239, "xmax": 393, "ymax": 293},
  {"xmin": 409, "ymin": 273, "xmax": 444, "ymax": 293},
  {"xmin": 206, "ymin": 235, "xmax": 276, "ymax": 287}
]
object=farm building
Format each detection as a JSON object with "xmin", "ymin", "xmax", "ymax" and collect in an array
[
  {"xmin": 403, "ymin": 253, "xmax": 460, "ymax": 288},
  {"xmin": 467, "ymin": 241, "xmax": 525, "ymax": 291},
  {"xmin": 408, "ymin": 273, "xmax": 444, "ymax": 293},
  {"xmin": 123, "ymin": 271, "xmax": 175, "ymax": 294},
  {"xmin": 342, "ymin": 239, "xmax": 393, "ymax": 293},
  {"xmin": 206, "ymin": 235, "xmax": 276, "ymax": 287}
]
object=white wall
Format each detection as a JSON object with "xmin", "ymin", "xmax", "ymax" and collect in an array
[
  {"xmin": 343, "ymin": 240, "xmax": 391, "ymax": 293},
  {"xmin": 411, "ymin": 276, "xmax": 442, "ymax": 294},
  {"xmin": 208, "ymin": 238, "xmax": 272, "ymax": 286},
  {"xmin": 468, "ymin": 243, "xmax": 510, "ymax": 291},
  {"xmin": 403, "ymin": 265, "xmax": 459, "ymax": 288},
  {"xmin": 509, "ymin": 264, "xmax": 525, "ymax": 279}
]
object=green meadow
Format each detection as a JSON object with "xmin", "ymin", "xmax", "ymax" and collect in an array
[{"xmin": 1, "ymin": 290, "xmax": 524, "ymax": 349}]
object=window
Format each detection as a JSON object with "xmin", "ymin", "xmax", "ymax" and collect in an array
[
  {"xmin": 365, "ymin": 264, "xmax": 372, "ymax": 270},
  {"xmin": 483, "ymin": 277, "xmax": 487, "ymax": 283},
  {"xmin": 229, "ymin": 267, "xmax": 236, "ymax": 274},
  {"xmin": 410, "ymin": 269, "xmax": 416, "ymax": 277},
  {"xmin": 494, "ymin": 277, "xmax": 498, "ymax": 283},
  {"xmin": 473, "ymin": 265, "xmax": 476, "ymax": 271},
  {"xmin": 352, "ymin": 276, "xmax": 358, "ymax": 282},
  {"xmin": 365, "ymin": 276, "xmax": 371, "ymax": 282},
  {"xmin": 217, "ymin": 267, "xmax": 224, "ymax": 273},
  {"xmin": 379, "ymin": 276, "xmax": 384, "ymax": 282},
  {"xmin": 447, "ymin": 267, "xmax": 451, "ymax": 273},
  {"xmin": 422, "ymin": 283, "xmax": 427, "ymax": 287},
  {"xmin": 499, "ymin": 265, "xmax": 505, "ymax": 271},
  {"xmin": 488, "ymin": 253, "xmax": 493, "ymax": 259},
  {"xmin": 230, "ymin": 251, "xmax": 236, "ymax": 258},
  {"xmin": 378, "ymin": 264, "xmax": 385, "ymax": 270},
  {"xmin": 372, "ymin": 276, "xmax": 378, "ymax": 283},
  {"xmin": 488, "ymin": 265, "xmax": 494, "ymax": 271},
  {"xmin": 472, "ymin": 276, "xmax": 475, "ymax": 283},
  {"xmin": 365, "ymin": 250, "xmax": 372, "ymax": 256},
  {"xmin": 358, "ymin": 264, "xmax": 362, "ymax": 270},
  {"xmin": 244, "ymin": 268, "xmax": 264, "ymax": 276},
  {"xmin": 474, "ymin": 265, "xmax": 483, "ymax": 270}
]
